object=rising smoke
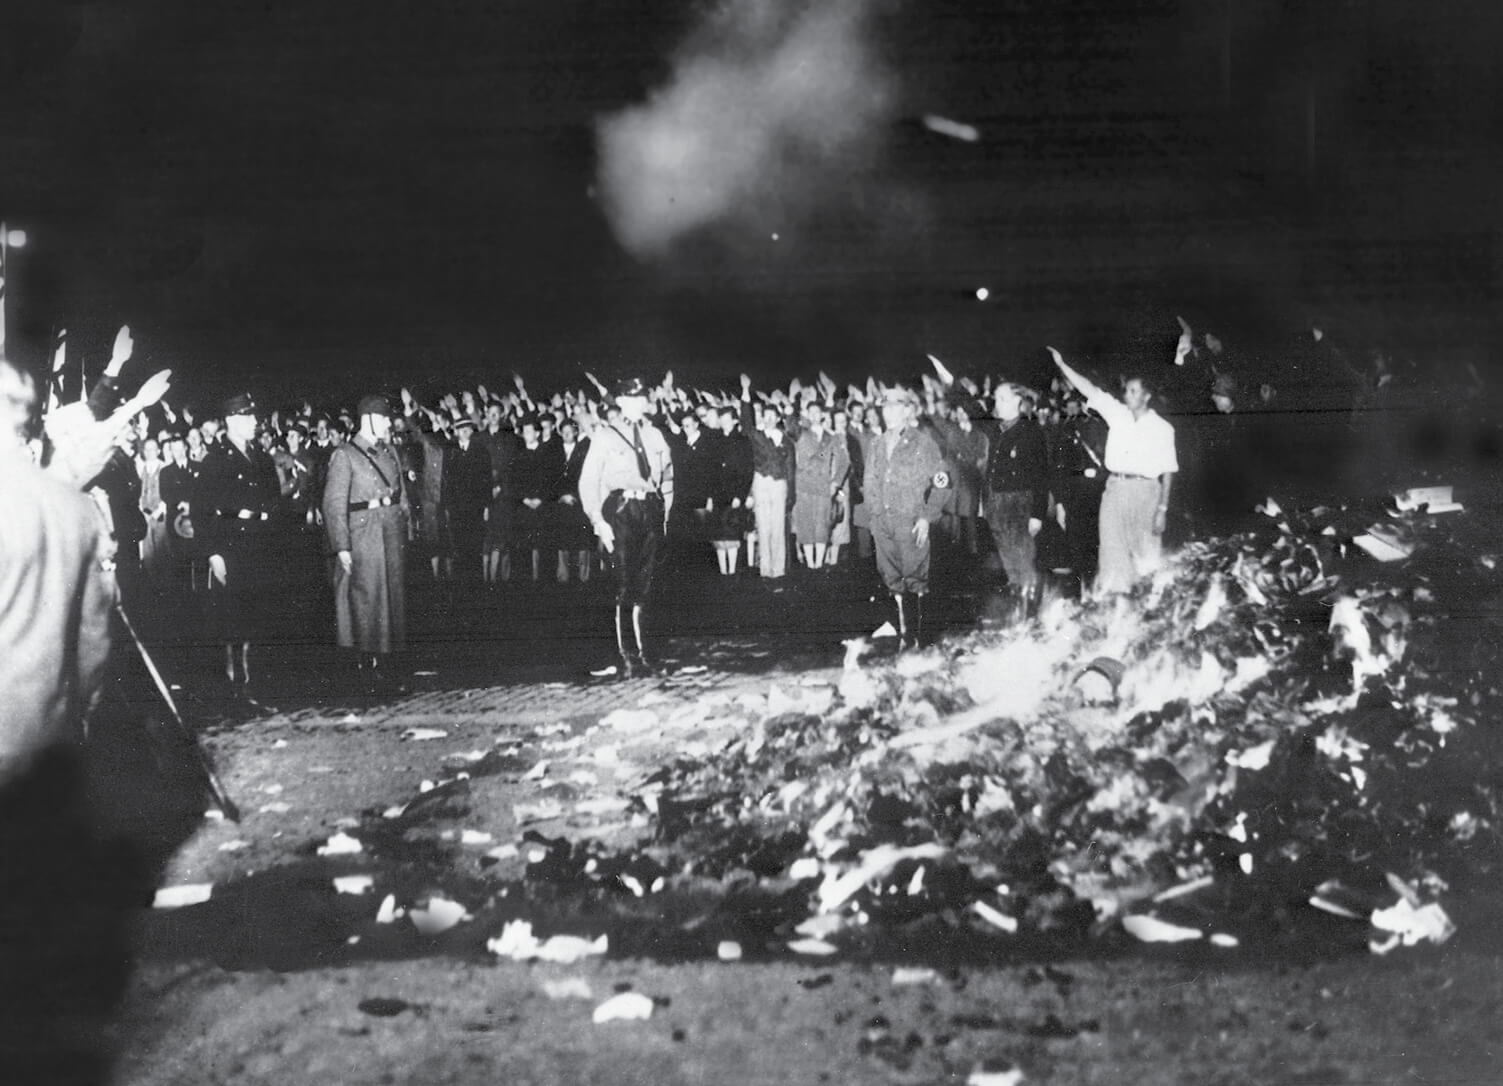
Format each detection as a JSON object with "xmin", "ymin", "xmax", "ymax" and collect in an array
[{"xmin": 596, "ymin": 0, "xmax": 902, "ymax": 261}]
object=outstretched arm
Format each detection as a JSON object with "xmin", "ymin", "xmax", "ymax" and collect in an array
[{"xmin": 1047, "ymin": 347, "xmax": 1103, "ymax": 401}]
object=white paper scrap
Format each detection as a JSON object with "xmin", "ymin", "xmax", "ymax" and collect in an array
[
  {"xmin": 892, "ymin": 967, "xmax": 940, "ymax": 986},
  {"xmin": 152, "ymin": 884, "xmax": 213, "ymax": 909},
  {"xmin": 592, "ymin": 992, "xmax": 654, "ymax": 1024},
  {"xmin": 1122, "ymin": 914, "xmax": 1203, "ymax": 943},
  {"xmin": 968, "ymin": 1066, "xmax": 1024, "ymax": 1086},
  {"xmin": 1369, "ymin": 899, "xmax": 1455, "ymax": 952},
  {"xmin": 541, "ymin": 977, "xmax": 594, "ymax": 1001},
  {"xmin": 599, "ymin": 708, "xmax": 659, "ymax": 733},
  {"xmin": 375, "ymin": 894, "xmax": 401, "ymax": 924},
  {"xmin": 787, "ymin": 938, "xmax": 838, "ymax": 957},
  {"xmin": 488, "ymin": 919, "xmax": 608, "ymax": 963},
  {"xmin": 788, "ymin": 857, "xmax": 821, "ymax": 881},
  {"xmin": 409, "ymin": 896, "xmax": 468, "ymax": 936},
  {"xmin": 972, "ymin": 899, "xmax": 1019, "ymax": 934},
  {"xmin": 316, "ymin": 832, "xmax": 363, "ymax": 857}
]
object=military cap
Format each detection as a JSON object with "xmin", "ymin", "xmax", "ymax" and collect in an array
[
  {"xmin": 357, "ymin": 394, "xmax": 391, "ymax": 418},
  {"xmin": 221, "ymin": 392, "xmax": 257, "ymax": 417},
  {"xmin": 614, "ymin": 376, "xmax": 649, "ymax": 400}
]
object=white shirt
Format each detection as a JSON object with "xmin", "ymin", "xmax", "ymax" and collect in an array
[{"xmin": 1083, "ymin": 392, "xmax": 1178, "ymax": 478}]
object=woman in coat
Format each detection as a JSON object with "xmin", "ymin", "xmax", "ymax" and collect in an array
[
  {"xmin": 708, "ymin": 403, "xmax": 754, "ymax": 575},
  {"xmin": 791, "ymin": 400, "xmax": 849, "ymax": 571}
]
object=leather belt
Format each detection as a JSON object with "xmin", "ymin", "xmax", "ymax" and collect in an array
[
  {"xmin": 1110, "ymin": 472, "xmax": 1155, "ymax": 481},
  {"xmin": 349, "ymin": 496, "xmax": 396, "ymax": 511},
  {"xmin": 616, "ymin": 488, "xmax": 651, "ymax": 501}
]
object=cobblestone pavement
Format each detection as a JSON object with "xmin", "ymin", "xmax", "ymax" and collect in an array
[
  {"xmin": 247, "ymin": 629, "xmax": 846, "ymax": 729},
  {"xmin": 285, "ymin": 666, "xmax": 754, "ymax": 726}
]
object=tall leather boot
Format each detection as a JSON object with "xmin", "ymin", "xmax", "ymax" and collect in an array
[
  {"xmin": 632, "ymin": 604, "xmax": 655, "ymax": 676},
  {"xmin": 614, "ymin": 604, "xmax": 636, "ymax": 679},
  {"xmin": 893, "ymin": 593, "xmax": 909, "ymax": 651},
  {"xmin": 910, "ymin": 593, "xmax": 925, "ymax": 650}
]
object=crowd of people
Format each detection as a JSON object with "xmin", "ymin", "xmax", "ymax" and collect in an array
[
  {"xmin": 0, "ymin": 313, "xmax": 1467, "ymax": 1075},
  {"xmin": 15, "ymin": 319, "xmax": 1356, "ymax": 711}
]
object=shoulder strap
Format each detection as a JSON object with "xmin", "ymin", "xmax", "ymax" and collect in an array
[
  {"xmin": 348, "ymin": 442, "xmax": 397, "ymax": 495},
  {"xmin": 606, "ymin": 424, "xmax": 656, "ymax": 484}
]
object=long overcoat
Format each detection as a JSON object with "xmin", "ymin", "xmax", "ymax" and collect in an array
[
  {"xmin": 792, "ymin": 428, "xmax": 850, "ymax": 544},
  {"xmin": 322, "ymin": 436, "xmax": 409, "ymax": 655},
  {"xmin": 196, "ymin": 440, "xmax": 282, "ymax": 642}
]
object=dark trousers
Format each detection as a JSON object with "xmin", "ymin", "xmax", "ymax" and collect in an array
[
  {"xmin": 603, "ymin": 491, "xmax": 664, "ymax": 606},
  {"xmin": 1059, "ymin": 475, "xmax": 1104, "ymax": 583}
]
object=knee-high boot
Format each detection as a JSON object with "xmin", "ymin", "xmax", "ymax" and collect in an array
[
  {"xmin": 632, "ymin": 604, "xmax": 655, "ymax": 675},
  {"xmin": 893, "ymin": 593, "xmax": 909, "ymax": 650},
  {"xmin": 614, "ymin": 604, "xmax": 636, "ymax": 679},
  {"xmin": 910, "ymin": 593, "xmax": 925, "ymax": 650}
]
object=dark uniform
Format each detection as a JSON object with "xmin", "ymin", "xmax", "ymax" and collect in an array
[
  {"xmin": 322, "ymin": 401, "xmax": 409, "ymax": 662},
  {"xmin": 479, "ymin": 423, "xmax": 516, "ymax": 563},
  {"xmin": 558, "ymin": 433, "xmax": 594, "ymax": 556},
  {"xmin": 196, "ymin": 396, "xmax": 282, "ymax": 664},
  {"xmin": 158, "ymin": 451, "xmax": 199, "ymax": 590},
  {"xmin": 444, "ymin": 423, "xmax": 492, "ymax": 578},
  {"xmin": 981, "ymin": 413, "xmax": 1049, "ymax": 613},
  {"xmin": 408, "ymin": 418, "xmax": 452, "ymax": 572},
  {"xmin": 864, "ymin": 395, "xmax": 950, "ymax": 647},
  {"xmin": 577, "ymin": 380, "xmax": 674, "ymax": 675},
  {"xmin": 666, "ymin": 423, "xmax": 717, "ymax": 571},
  {"xmin": 510, "ymin": 433, "xmax": 565, "ymax": 563},
  {"xmin": 1052, "ymin": 408, "xmax": 1108, "ymax": 589},
  {"xmin": 711, "ymin": 422, "xmax": 755, "ymax": 544},
  {"xmin": 92, "ymin": 449, "xmax": 146, "ymax": 604}
]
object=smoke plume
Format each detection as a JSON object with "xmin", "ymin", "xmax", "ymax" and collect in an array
[{"xmin": 596, "ymin": 0, "xmax": 900, "ymax": 260}]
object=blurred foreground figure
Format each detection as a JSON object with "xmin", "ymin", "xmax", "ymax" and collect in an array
[
  {"xmin": 864, "ymin": 386, "xmax": 950, "ymax": 649},
  {"xmin": 578, "ymin": 377, "xmax": 674, "ymax": 677},
  {"xmin": 323, "ymin": 394, "xmax": 410, "ymax": 693},
  {"xmin": 0, "ymin": 356, "xmax": 121, "ymax": 1084},
  {"xmin": 0, "ymin": 357, "xmax": 114, "ymax": 793}
]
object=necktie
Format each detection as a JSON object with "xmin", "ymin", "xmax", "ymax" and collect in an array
[{"xmin": 631, "ymin": 423, "xmax": 652, "ymax": 481}]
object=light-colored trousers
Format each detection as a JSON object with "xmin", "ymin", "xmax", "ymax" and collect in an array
[
  {"xmin": 1096, "ymin": 474, "xmax": 1163, "ymax": 594},
  {"xmin": 751, "ymin": 473, "xmax": 788, "ymax": 579}
]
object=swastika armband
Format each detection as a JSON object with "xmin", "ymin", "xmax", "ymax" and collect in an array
[{"xmin": 932, "ymin": 471, "xmax": 951, "ymax": 489}]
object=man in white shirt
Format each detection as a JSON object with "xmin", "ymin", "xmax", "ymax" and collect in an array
[
  {"xmin": 1049, "ymin": 347, "xmax": 1177, "ymax": 594},
  {"xmin": 578, "ymin": 378, "xmax": 675, "ymax": 676}
]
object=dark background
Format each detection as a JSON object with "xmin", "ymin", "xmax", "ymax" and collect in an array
[{"xmin": 0, "ymin": 0, "xmax": 1497, "ymax": 407}]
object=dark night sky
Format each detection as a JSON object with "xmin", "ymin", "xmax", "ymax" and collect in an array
[{"xmin": 0, "ymin": 0, "xmax": 1497, "ymax": 405}]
